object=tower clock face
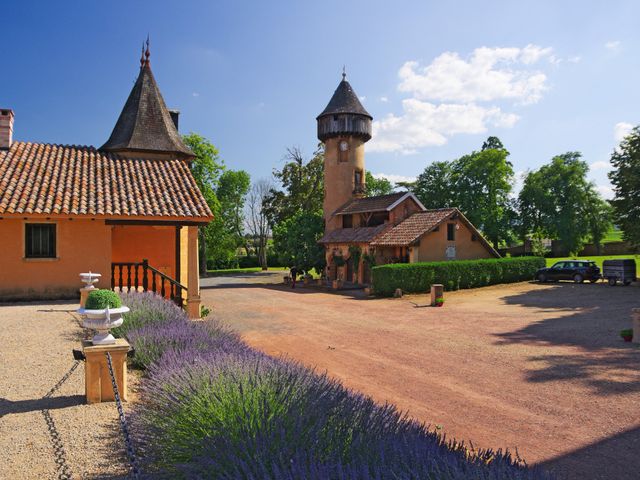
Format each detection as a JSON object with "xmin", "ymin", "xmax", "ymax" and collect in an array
[{"xmin": 339, "ymin": 140, "xmax": 349, "ymax": 152}]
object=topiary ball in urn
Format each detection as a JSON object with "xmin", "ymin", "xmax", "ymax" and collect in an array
[
  {"xmin": 85, "ymin": 289, "xmax": 122, "ymax": 310},
  {"xmin": 79, "ymin": 289, "xmax": 129, "ymax": 345}
]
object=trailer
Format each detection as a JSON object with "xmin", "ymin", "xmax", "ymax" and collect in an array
[{"xmin": 602, "ymin": 259, "xmax": 637, "ymax": 286}]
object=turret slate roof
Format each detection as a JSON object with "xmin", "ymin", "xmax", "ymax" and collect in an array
[
  {"xmin": 317, "ymin": 78, "xmax": 372, "ymax": 119},
  {"xmin": 101, "ymin": 63, "xmax": 193, "ymax": 158}
]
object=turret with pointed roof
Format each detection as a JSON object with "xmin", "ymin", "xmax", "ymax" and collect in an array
[
  {"xmin": 317, "ymin": 72, "xmax": 372, "ymax": 142},
  {"xmin": 101, "ymin": 41, "xmax": 194, "ymax": 159}
]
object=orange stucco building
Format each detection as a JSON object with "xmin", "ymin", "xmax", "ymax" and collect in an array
[
  {"xmin": 317, "ymin": 75, "xmax": 499, "ymax": 284},
  {"xmin": 0, "ymin": 45, "xmax": 212, "ymax": 318}
]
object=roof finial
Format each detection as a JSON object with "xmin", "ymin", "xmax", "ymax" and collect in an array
[
  {"xmin": 144, "ymin": 34, "xmax": 150, "ymax": 67},
  {"xmin": 140, "ymin": 42, "xmax": 145, "ymax": 67},
  {"xmin": 342, "ymin": 65, "xmax": 346, "ymax": 81}
]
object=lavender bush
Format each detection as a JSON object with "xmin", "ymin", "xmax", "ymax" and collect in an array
[
  {"xmin": 121, "ymin": 293, "xmax": 554, "ymax": 479},
  {"xmin": 112, "ymin": 291, "xmax": 187, "ymax": 339}
]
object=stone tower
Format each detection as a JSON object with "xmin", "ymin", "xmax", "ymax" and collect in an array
[{"xmin": 317, "ymin": 73, "xmax": 372, "ymax": 232}]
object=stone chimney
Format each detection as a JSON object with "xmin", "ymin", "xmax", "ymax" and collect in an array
[
  {"xmin": 169, "ymin": 109, "xmax": 179, "ymax": 130},
  {"xmin": 0, "ymin": 109, "xmax": 14, "ymax": 149}
]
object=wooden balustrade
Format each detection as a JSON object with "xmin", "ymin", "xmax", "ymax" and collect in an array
[{"xmin": 111, "ymin": 259, "xmax": 186, "ymax": 308}]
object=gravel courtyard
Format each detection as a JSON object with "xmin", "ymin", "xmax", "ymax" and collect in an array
[
  {"xmin": 201, "ymin": 274, "xmax": 640, "ymax": 480},
  {"xmin": 0, "ymin": 302, "xmax": 132, "ymax": 479}
]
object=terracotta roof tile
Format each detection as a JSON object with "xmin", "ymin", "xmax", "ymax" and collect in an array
[
  {"xmin": 370, "ymin": 209, "xmax": 456, "ymax": 246},
  {"xmin": 0, "ymin": 141, "xmax": 212, "ymax": 220},
  {"xmin": 333, "ymin": 192, "xmax": 418, "ymax": 216},
  {"xmin": 319, "ymin": 224, "xmax": 390, "ymax": 244}
]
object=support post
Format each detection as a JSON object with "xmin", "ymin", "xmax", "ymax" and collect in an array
[
  {"xmin": 82, "ymin": 339, "xmax": 129, "ymax": 404},
  {"xmin": 632, "ymin": 308, "xmax": 640, "ymax": 345},
  {"xmin": 430, "ymin": 284, "xmax": 444, "ymax": 306},
  {"xmin": 186, "ymin": 225, "xmax": 201, "ymax": 319}
]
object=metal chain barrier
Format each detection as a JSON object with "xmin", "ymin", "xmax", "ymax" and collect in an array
[
  {"xmin": 41, "ymin": 360, "xmax": 81, "ymax": 480},
  {"xmin": 105, "ymin": 352, "xmax": 141, "ymax": 480}
]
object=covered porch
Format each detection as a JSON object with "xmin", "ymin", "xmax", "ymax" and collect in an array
[{"xmin": 108, "ymin": 219, "xmax": 202, "ymax": 319}]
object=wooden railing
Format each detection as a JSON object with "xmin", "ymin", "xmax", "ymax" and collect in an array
[{"xmin": 111, "ymin": 259, "xmax": 186, "ymax": 308}]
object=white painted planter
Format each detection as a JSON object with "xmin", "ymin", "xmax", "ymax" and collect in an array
[
  {"xmin": 79, "ymin": 272, "xmax": 101, "ymax": 289},
  {"xmin": 77, "ymin": 306, "xmax": 129, "ymax": 345}
]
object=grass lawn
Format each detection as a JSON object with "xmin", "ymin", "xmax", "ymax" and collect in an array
[
  {"xmin": 546, "ymin": 254, "xmax": 640, "ymax": 275},
  {"xmin": 602, "ymin": 228, "xmax": 623, "ymax": 243},
  {"xmin": 206, "ymin": 267, "xmax": 287, "ymax": 276}
]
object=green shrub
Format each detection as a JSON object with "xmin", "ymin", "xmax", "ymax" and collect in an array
[
  {"xmin": 85, "ymin": 289, "xmax": 122, "ymax": 310},
  {"xmin": 372, "ymin": 257, "xmax": 546, "ymax": 296}
]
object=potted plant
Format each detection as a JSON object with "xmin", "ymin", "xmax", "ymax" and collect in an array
[
  {"xmin": 435, "ymin": 296, "xmax": 445, "ymax": 307},
  {"xmin": 78, "ymin": 289, "xmax": 129, "ymax": 345},
  {"xmin": 333, "ymin": 275, "xmax": 344, "ymax": 290},
  {"xmin": 620, "ymin": 329, "xmax": 633, "ymax": 342}
]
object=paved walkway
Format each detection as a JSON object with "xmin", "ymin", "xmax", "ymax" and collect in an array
[
  {"xmin": 0, "ymin": 301, "xmax": 129, "ymax": 479},
  {"xmin": 201, "ymin": 276, "xmax": 640, "ymax": 480}
]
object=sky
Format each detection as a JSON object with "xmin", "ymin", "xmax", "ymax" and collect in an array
[{"xmin": 1, "ymin": 0, "xmax": 639, "ymax": 199}]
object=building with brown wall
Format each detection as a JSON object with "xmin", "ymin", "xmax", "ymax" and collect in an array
[
  {"xmin": 317, "ymin": 74, "xmax": 499, "ymax": 284},
  {"xmin": 0, "ymin": 45, "xmax": 212, "ymax": 318}
]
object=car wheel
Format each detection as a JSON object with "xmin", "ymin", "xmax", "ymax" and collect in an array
[
  {"xmin": 573, "ymin": 274, "xmax": 584, "ymax": 284},
  {"xmin": 537, "ymin": 273, "xmax": 547, "ymax": 283},
  {"xmin": 608, "ymin": 278, "xmax": 617, "ymax": 286}
]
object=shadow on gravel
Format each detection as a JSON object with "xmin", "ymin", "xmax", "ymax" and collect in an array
[
  {"xmin": 538, "ymin": 425, "xmax": 640, "ymax": 480},
  {"xmin": 0, "ymin": 394, "xmax": 85, "ymax": 416},
  {"xmin": 495, "ymin": 282, "xmax": 640, "ymax": 396}
]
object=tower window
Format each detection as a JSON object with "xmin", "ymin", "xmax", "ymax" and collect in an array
[{"xmin": 343, "ymin": 215, "xmax": 353, "ymax": 228}]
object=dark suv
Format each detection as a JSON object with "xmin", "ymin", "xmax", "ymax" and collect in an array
[{"xmin": 535, "ymin": 260, "xmax": 601, "ymax": 284}]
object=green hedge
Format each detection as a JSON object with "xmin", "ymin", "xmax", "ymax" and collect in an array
[{"xmin": 371, "ymin": 257, "xmax": 546, "ymax": 296}]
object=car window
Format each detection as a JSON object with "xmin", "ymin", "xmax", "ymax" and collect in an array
[{"xmin": 552, "ymin": 262, "xmax": 564, "ymax": 269}]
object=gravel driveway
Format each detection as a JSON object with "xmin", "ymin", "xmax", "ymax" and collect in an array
[
  {"xmin": 201, "ymin": 276, "xmax": 640, "ymax": 480},
  {"xmin": 0, "ymin": 301, "xmax": 131, "ymax": 479}
]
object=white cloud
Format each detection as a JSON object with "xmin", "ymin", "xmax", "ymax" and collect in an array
[
  {"xmin": 397, "ymin": 45, "xmax": 552, "ymax": 105},
  {"xmin": 369, "ymin": 99, "xmax": 519, "ymax": 154},
  {"xmin": 192, "ymin": 92, "xmax": 200, "ymax": 97},
  {"xmin": 379, "ymin": 96, "xmax": 389, "ymax": 103},
  {"xmin": 596, "ymin": 184, "xmax": 614, "ymax": 199},
  {"xmin": 590, "ymin": 160, "xmax": 611, "ymax": 171},
  {"xmin": 614, "ymin": 122, "xmax": 633, "ymax": 143},
  {"xmin": 371, "ymin": 172, "xmax": 417, "ymax": 184},
  {"xmin": 605, "ymin": 40, "xmax": 621, "ymax": 51}
]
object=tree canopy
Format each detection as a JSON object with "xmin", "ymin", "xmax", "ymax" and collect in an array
[
  {"xmin": 409, "ymin": 137, "xmax": 515, "ymax": 248},
  {"xmin": 263, "ymin": 146, "xmax": 324, "ymax": 226},
  {"xmin": 609, "ymin": 126, "xmax": 640, "ymax": 246},
  {"xmin": 272, "ymin": 210, "xmax": 325, "ymax": 273},
  {"xmin": 365, "ymin": 172, "xmax": 394, "ymax": 197},
  {"xmin": 519, "ymin": 152, "xmax": 611, "ymax": 255}
]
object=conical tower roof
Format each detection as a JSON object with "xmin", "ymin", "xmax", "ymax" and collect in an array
[
  {"xmin": 101, "ymin": 47, "xmax": 193, "ymax": 158},
  {"xmin": 317, "ymin": 76, "xmax": 372, "ymax": 120}
]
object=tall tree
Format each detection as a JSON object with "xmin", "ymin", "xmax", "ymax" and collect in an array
[
  {"xmin": 182, "ymin": 133, "xmax": 225, "ymax": 274},
  {"xmin": 246, "ymin": 179, "xmax": 273, "ymax": 270},
  {"xmin": 452, "ymin": 148, "xmax": 515, "ymax": 248},
  {"xmin": 609, "ymin": 126, "xmax": 640, "ymax": 246},
  {"xmin": 263, "ymin": 145, "xmax": 324, "ymax": 226},
  {"xmin": 272, "ymin": 210, "xmax": 325, "ymax": 274},
  {"xmin": 482, "ymin": 136, "xmax": 507, "ymax": 152},
  {"xmin": 217, "ymin": 169, "xmax": 251, "ymax": 247},
  {"xmin": 410, "ymin": 161, "xmax": 455, "ymax": 209},
  {"xmin": 365, "ymin": 171, "xmax": 394, "ymax": 197},
  {"xmin": 518, "ymin": 152, "xmax": 611, "ymax": 255}
]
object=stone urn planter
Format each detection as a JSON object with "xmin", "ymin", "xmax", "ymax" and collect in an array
[
  {"xmin": 77, "ymin": 289, "xmax": 128, "ymax": 345},
  {"xmin": 332, "ymin": 279, "xmax": 343, "ymax": 290},
  {"xmin": 79, "ymin": 272, "xmax": 101, "ymax": 308},
  {"xmin": 78, "ymin": 306, "xmax": 130, "ymax": 345}
]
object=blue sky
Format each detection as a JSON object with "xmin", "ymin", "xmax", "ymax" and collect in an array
[{"xmin": 2, "ymin": 1, "xmax": 639, "ymax": 198}]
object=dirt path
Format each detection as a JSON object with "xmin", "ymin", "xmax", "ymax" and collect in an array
[
  {"xmin": 0, "ymin": 301, "xmax": 130, "ymax": 479},
  {"xmin": 202, "ymin": 277, "xmax": 640, "ymax": 479}
]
